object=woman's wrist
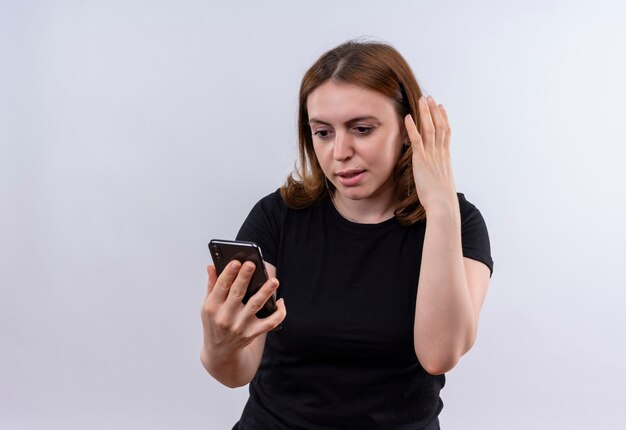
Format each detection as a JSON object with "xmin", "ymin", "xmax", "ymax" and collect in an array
[{"xmin": 423, "ymin": 197, "xmax": 460, "ymax": 222}]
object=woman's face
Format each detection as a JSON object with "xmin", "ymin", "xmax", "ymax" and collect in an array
[{"xmin": 307, "ymin": 80, "xmax": 405, "ymax": 206}]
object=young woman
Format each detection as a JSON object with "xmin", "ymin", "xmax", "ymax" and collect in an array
[{"xmin": 201, "ymin": 40, "xmax": 493, "ymax": 430}]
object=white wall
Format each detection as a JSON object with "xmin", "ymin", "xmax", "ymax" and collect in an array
[{"xmin": 2, "ymin": 0, "xmax": 625, "ymax": 428}]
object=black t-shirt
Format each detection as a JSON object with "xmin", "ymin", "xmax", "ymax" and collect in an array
[{"xmin": 234, "ymin": 190, "xmax": 493, "ymax": 430}]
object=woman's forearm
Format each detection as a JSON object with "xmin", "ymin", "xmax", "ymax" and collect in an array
[{"xmin": 413, "ymin": 204, "xmax": 475, "ymax": 375}]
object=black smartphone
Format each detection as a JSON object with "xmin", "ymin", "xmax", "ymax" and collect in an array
[{"xmin": 208, "ymin": 239, "xmax": 277, "ymax": 319}]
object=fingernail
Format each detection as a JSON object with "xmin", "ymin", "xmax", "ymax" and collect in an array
[
  {"xmin": 244, "ymin": 263, "xmax": 255, "ymax": 273},
  {"xmin": 271, "ymin": 279, "xmax": 279, "ymax": 289}
]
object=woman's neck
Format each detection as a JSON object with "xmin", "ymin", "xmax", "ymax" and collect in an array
[{"xmin": 331, "ymin": 193, "xmax": 398, "ymax": 224}]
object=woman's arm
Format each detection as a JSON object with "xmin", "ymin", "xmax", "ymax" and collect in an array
[
  {"xmin": 404, "ymin": 96, "xmax": 490, "ymax": 375},
  {"xmin": 413, "ymin": 206, "xmax": 490, "ymax": 375},
  {"xmin": 200, "ymin": 262, "xmax": 285, "ymax": 387}
]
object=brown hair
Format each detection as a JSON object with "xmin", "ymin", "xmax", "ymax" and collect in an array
[{"xmin": 280, "ymin": 40, "xmax": 426, "ymax": 224}]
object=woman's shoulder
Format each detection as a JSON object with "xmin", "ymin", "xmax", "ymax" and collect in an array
[
  {"xmin": 455, "ymin": 192, "xmax": 493, "ymax": 274},
  {"xmin": 251, "ymin": 188, "xmax": 287, "ymax": 212},
  {"xmin": 456, "ymin": 192, "xmax": 471, "ymax": 205},
  {"xmin": 456, "ymin": 192, "xmax": 483, "ymax": 216},
  {"xmin": 455, "ymin": 191, "xmax": 491, "ymax": 234},
  {"xmin": 254, "ymin": 188, "xmax": 327, "ymax": 214},
  {"xmin": 244, "ymin": 188, "xmax": 298, "ymax": 226}
]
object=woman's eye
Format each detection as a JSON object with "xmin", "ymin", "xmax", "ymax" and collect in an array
[
  {"xmin": 354, "ymin": 126, "xmax": 372, "ymax": 135},
  {"xmin": 314, "ymin": 130, "xmax": 331, "ymax": 138}
]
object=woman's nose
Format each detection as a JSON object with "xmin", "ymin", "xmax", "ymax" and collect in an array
[{"xmin": 333, "ymin": 132, "xmax": 354, "ymax": 161}]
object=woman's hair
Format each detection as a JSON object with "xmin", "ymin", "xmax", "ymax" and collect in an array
[{"xmin": 280, "ymin": 40, "xmax": 426, "ymax": 225}]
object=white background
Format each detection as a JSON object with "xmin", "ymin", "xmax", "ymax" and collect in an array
[{"xmin": 2, "ymin": 0, "xmax": 626, "ymax": 428}]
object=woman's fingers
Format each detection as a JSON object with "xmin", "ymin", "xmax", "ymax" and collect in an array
[
  {"xmin": 227, "ymin": 277, "xmax": 285, "ymax": 337},
  {"xmin": 210, "ymin": 260, "xmax": 242, "ymax": 303},
  {"xmin": 202, "ymin": 261, "xmax": 285, "ymax": 360},
  {"xmin": 438, "ymin": 103, "xmax": 452, "ymax": 151},
  {"xmin": 426, "ymin": 96, "xmax": 446, "ymax": 150},
  {"xmin": 207, "ymin": 265, "xmax": 217, "ymax": 295},
  {"xmin": 222, "ymin": 261, "xmax": 257, "ymax": 312},
  {"xmin": 242, "ymin": 277, "xmax": 279, "ymax": 318},
  {"xmin": 419, "ymin": 96, "xmax": 436, "ymax": 150},
  {"xmin": 406, "ymin": 95, "xmax": 456, "ymax": 210},
  {"xmin": 404, "ymin": 114, "xmax": 424, "ymax": 158},
  {"xmin": 249, "ymin": 298, "xmax": 287, "ymax": 337},
  {"xmin": 412, "ymin": 96, "xmax": 450, "ymax": 153}
]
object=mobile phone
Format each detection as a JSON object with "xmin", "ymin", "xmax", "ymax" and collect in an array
[{"xmin": 208, "ymin": 239, "xmax": 277, "ymax": 319}]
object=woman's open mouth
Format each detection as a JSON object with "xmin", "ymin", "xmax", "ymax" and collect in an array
[{"xmin": 336, "ymin": 169, "xmax": 366, "ymax": 186}]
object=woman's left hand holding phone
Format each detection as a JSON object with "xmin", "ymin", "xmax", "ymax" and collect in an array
[{"xmin": 200, "ymin": 260, "xmax": 286, "ymax": 387}]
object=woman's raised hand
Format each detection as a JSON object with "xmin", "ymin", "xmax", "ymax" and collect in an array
[
  {"xmin": 201, "ymin": 261, "xmax": 286, "ymax": 359},
  {"xmin": 404, "ymin": 96, "xmax": 458, "ymax": 214}
]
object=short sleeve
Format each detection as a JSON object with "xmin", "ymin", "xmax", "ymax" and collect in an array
[
  {"xmin": 235, "ymin": 190, "xmax": 284, "ymax": 266},
  {"xmin": 458, "ymin": 193, "xmax": 494, "ymax": 276}
]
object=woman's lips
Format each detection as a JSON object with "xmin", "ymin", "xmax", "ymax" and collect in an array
[{"xmin": 336, "ymin": 169, "xmax": 366, "ymax": 186}]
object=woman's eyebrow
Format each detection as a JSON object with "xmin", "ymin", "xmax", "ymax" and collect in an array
[
  {"xmin": 309, "ymin": 116, "xmax": 380, "ymax": 125},
  {"xmin": 308, "ymin": 118, "xmax": 331, "ymax": 125}
]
